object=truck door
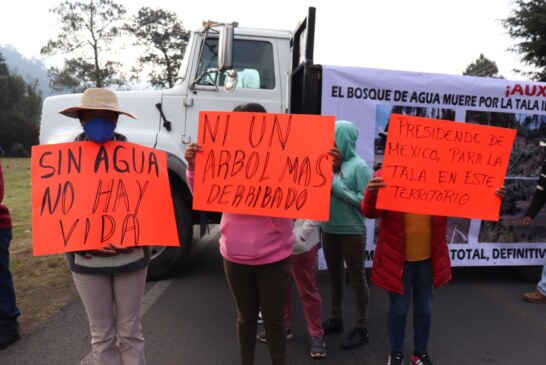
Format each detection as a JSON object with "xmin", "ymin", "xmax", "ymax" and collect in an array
[{"xmin": 183, "ymin": 36, "xmax": 284, "ymax": 143}]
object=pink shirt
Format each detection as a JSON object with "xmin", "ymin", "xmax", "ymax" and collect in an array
[{"xmin": 186, "ymin": 170, "xmax": 294, "ymax": 265}]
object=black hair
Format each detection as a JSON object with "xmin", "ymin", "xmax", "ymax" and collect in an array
[
  {"xmin": 77, "ymin": 109, "xmax": 120, "ymax": 124},
  {"xmin": 233, "ymin": 103, "xmax": 266, "ymax": 113}
]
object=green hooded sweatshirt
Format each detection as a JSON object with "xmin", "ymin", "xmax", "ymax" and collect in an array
[{"xmin": 322, "ymin": 120, "xmax": 372, "ymax": 234}]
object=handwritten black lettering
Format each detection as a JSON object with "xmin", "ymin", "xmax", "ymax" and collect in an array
[
  {"xmin": 94, "ymin": 145, "xmax": 159, "ymax": 177},
  {"xmin": 463, "ymin": 171, "xmax": 494, "ymax": 187},
  {"xmin": 40, "ymin": 181, "xmax": 76, "ymax": 215},
  {"xmin": 207, "ymin": 183, "xmax": 308, "ymax": 211},
  {"xmin": 120, "ymin": 214, "xmax": 140, "ymax": 245},
  {"xmin": 39, "ymin": 147, "xmax": 82, "ymax": 179},
  {"xmin": 101, "ymin": 215, "xmax": 116, "ymax": 242},
  {"xmin": 269, "ymin": 115, "xmax": 292, "ymax": 150},
  {"xmin": 203, "ymin": 114, "xmax": 229, "ymax": 145},
  {"xmin": 59, "ymin": 218, "xmax": 80, "ymax": 247},
  {"xmin": 390, "ymin": 185, "xmax": 470, "ymax": 205},
  {"xmin": 397, "ymin": 118, "xmax": 481, "ymax": 143},
  {"xmin": 92, "ymin": 179, "xmax": 115, "ymax": 214}
]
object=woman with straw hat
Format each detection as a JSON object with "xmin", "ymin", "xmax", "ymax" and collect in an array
[{"xmin": 60, "ymin": 88, "xmax": 149, "ymax": 365}]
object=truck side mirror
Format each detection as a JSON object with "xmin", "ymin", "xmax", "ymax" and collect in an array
[
  {"xmin": 224, "ymin": 69, "xmax": 238, "ymax": 92},
  {"xmin": 218, "ymin": 24, "xmax": 234, "ymax": 71}
]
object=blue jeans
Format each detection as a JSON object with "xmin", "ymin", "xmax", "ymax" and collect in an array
[
  {"xmin": 388, "ymin": 259, "xmax": 433, "ymax": 354},
  {"xmin": 538, "ymin": 262, "xmax": 546, "ymax": 295},
  {"xmin": 0, "ymin": 228, "xmax": 19, "ymax": 336}
]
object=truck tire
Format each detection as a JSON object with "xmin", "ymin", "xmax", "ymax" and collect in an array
[{"xmin": 147, "ymin": 187, "xmax": 193, "ymax": 281}]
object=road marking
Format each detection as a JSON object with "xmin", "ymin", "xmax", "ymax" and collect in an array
[
  {"xmin": 78, "ymin": 226, "xmax": 219, "ymax": 364},
  {"xmin": 483, "ymin": 286, "xmax": 546, "ymax": 331}
]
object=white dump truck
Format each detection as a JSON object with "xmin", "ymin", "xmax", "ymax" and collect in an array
[
  {"xmin": 40, "ymin": 8, "xmax": 320, "ymax": 279},
  {"xmin": 40, "ymin": 7, "xmax": 546, "ymax": 281}
]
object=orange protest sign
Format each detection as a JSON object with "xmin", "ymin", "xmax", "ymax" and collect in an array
[
  {"xmin": 31, "ymin": 141, "xmax": 179, "ymax": 256},
  {"xmin": 377, "ymin": 114, "xmax": 516, "ymax": 220},
  {"xmin": 192, "ymin": 111, "xmax": 335, "ymax": 220}
]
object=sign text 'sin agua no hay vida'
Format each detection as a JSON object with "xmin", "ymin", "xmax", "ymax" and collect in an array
[
  {"xmin": 31, "ymin": 141, "xmax": 180, "ymax": 256},
  {"xmin": 192, "ymin": 111, "xmax": 336, "ymax": 220},
  {"xmin": 377, "ymin": 114, "xmax": 516, "ymax": 220}
]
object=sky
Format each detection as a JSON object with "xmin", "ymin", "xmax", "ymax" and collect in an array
[{"xmin": 0, "ymin": 0, "xmax": 531, "ymax": 81}]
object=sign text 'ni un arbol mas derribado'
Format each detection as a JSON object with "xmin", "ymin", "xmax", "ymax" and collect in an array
[
  {"xmin": 377, "ymin": 114, "xmax": 516, "ymax": 221},
  {"xmin": 192, "ymin": 111, "xmax": 336, "ymax": 220},
  {"xmin": 31, "ymin": 141, "xmax": 179, "ymax": 256}
]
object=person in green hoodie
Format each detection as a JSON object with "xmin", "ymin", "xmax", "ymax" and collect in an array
[{"xmin": 321, "ymin": 119, "xmax": 372, "ymax": 350}]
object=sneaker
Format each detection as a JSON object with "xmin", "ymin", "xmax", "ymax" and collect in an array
[
  {"xmin": 0, "ymin": 332, "xmax": 20, "ymax": 350},
  {"xmin": 523, "ymin": 290, "xmax": 546, "ymax": 303},
  {"xmin": 257, "ymin": 310, "xmax": 264, "ymax": 324},
  {"xmin": 309, "ymin": 336, "xmax": 326, "ymax": 358},
  {"xmin": 340, "ymin": 327, "xmax": 369, "ymax": 349},
  {"xmin": 322, "ymin": 318, "xmax": 343, "ymax": 335},
  {"xmin": 411, "ymin": 352, "xmax": 432, "ymax": 365},
  {"xmin": 387, "ymin": 352, "xmax": 405, "ymax": 365},
  {"xmin": 256, "ymin": 327, "xmax": 293, "ymax": 343}
]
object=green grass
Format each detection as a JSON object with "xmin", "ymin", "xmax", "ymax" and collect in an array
[
  {"xmin": 2, "ymin": 158, "xmax": 32, "ymax": 235},
  {"xmin": 2, "ymin": 157, "xmax": 77, "ymax": 333}
]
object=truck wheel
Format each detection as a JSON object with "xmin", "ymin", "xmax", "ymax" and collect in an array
[{"xmin": 147, "ymin": 187, "xmax": 193, "ymax": 281}]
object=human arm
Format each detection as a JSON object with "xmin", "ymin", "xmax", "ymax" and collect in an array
[
  {"xmin": 331, "ymin": 163, "xmax": 371, "ymax": 208},
  {"xmin": 329, "ymin": 147, "xmax": 341, "ymax": 174},
  {"xmin": 184, "ymin": 142, "xmax": 202, "ymax": 171},
  {"xmin": 331, "ymin": 177, "xmax": 362, "ymax": 207},
  {"xmin": 361, "ymin": 171, "xmax": 387, "ymax": 218},
  {"xmin": 297, "ymin": 219, "xmax": 321, "ymax": 242},
  {"xmin": 0, "ymin": 160, "xmax": 4, "ymax": 204},
  {"xmin": 524, "ymin": 189, "xmax": 546, "ymax": 224},
  {"xmin": 86, "ymin": 243, "xmax": 137, "ymax": 257},
  {"xmin": 523, "ymin": 161, "xmax": 546, "ymax": 224},
  {"xmin": 293, "ymin": 219, "xmax": 321, "ymax": 254},
  {"xmin": 184, "ymin": 143, "xmax": 203, "ymax": 192},
  {"xmin": 495, "ymin": 186, "xmax": 506, "ymax": 199}
]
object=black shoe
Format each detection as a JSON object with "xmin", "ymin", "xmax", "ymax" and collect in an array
[
  {"xmin": 256, "ymin": 327, "xmax": 293, "ymax": 343},
  {"xmin": 0, "ymin": 332, "xmax": 20, "ymax": 350},
  {"xmin": 388, "ymin": 352, "xmax": 405, "ymax": 365},
  {"xmin": 340, "ymin": 327, "xmax": 369, "ymax": 349},
  {"xmin": 411, "ymin": 352, "xmax": 432, "ymax": 365},
  {"xmin": 322, "ymin": 318, "xmax": 343, "ymax": 335}
]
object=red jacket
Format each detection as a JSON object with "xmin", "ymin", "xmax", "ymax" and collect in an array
[
  {"xmin": 361, "ymin": 170, "xmax": 451, "ymax": 294},
  {"xmin": 0, "ymin": 161, "xmax": 12, "ymax": 229}
]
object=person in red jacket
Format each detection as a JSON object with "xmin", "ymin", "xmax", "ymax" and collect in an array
[
  {"xmin": 0, "ymin": 160, "xmax": 20, "ymax": 350},
  {"xmin": 362, "ymin": 168, "xmax": 505, "ymax": 365}
]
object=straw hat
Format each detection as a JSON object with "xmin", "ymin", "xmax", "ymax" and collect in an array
[{"xmin": 59, "ymin": 88, "xmax": 137, "ymax": 119}]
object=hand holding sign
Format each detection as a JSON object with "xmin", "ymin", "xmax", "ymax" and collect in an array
[{"xmin": 184, "ymin": 143, "xmax": 202, "ymax": 171}]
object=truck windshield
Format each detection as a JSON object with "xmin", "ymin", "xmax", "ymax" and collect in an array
[
  {"xmin": 175, "ymin": 34, "xmax": 195, "ymax": 85},
  {"xmin": 196, "ymin": 38, "xmax": 275, "ymax": 90}
]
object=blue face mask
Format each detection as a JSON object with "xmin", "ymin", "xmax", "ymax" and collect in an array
[{"xmin": 83, "ymin": 117, "xmax": 116, "ymax": 144}]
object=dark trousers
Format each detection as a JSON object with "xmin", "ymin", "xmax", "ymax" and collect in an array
[
  {"xmin": 388, "ymin": 259, "xmax": 433, "ymax": 354},
  {"xmin": 322, "ymin": 232, "xmax": 369, "ymax": 328},
  {"xmin": 223, "ymin": 258, "xmax": 291, "ymax": 365},
  {"xmin": 0, "ymin": 228, "xmax": 19, "ymax": 336}
]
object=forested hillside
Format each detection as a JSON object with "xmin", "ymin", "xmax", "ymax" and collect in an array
[{"xmin": 0, "ymin": 45, "xmax": 53, "ymax": 98}]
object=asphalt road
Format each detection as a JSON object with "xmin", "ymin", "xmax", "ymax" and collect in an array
[{"xmin": 1, "ymin": 228, "xmax": 545, "ymax": 365}]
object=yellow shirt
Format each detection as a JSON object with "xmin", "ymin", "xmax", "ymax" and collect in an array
[{"xmin": 404, "ymin": 213, "xmax": 432, "ymax": 262}]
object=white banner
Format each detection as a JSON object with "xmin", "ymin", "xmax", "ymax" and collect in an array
[{"xmin": 320, "ymin": 65, "xmax": 546, "ymax": 267}]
